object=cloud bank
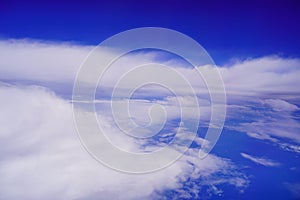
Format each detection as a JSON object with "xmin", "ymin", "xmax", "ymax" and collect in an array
[
  {"xmin": 1, "ymin": 39, "xmax": 300, "ymax": 96},
  {"xmin": 0, "ymin": 84, "xmax": 247, "ymax": 199},
  {"xmin": 0, "ymin": 39, "xmax": 299, "ymax": 199}
]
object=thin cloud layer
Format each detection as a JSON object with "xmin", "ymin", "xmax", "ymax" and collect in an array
[
  {"xmin": 226, "ymin": 98, "xmax": 300, "ymax": 145},
  {"xmin": 240, "ymin": 153, "xmax": 281, "ymax": 167}
]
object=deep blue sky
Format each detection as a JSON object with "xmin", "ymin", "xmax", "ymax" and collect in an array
[{"xmin": 0, "ymin": 0, "xmax": 299, "ymax": 64}]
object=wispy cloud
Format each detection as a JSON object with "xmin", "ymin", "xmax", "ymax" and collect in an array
[
  {"xmin": 284, "ymin": 182, "xmax": 300, "ymax": 198},
  {"xmin": 240, "ymin": 153, "xmax": 281, "ymax": 167},
  {"xmin": 226, "ymin": 98, "xmax": 300, "ymax": 148}
]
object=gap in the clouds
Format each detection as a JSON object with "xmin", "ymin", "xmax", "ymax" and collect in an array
[
  {"xmin": 210, "ymin": 128, "xmax": 300, "ymax": 200},
  {"xmin": 139, "ymin": 119, "xmax": 180, "ymax": 150}
]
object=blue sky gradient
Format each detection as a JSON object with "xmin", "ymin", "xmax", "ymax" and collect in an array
[{"xmin": 1, "ymin": 0, "xmax": 300, "ymax": 64}]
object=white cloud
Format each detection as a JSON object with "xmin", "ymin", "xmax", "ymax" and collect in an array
[
  {"xmin": 0, "ymin": 39, "xmax": 92, "ymax": 82},
  {"xmin": 219, "ymin": 56, "xmax": 300, "ymax": 94},
  {"xmin": 226, "ymin": 98, "xmax": 300, "ymax": 147},
  {"xmin": 246, "ymin": 132, "xmax": 278, "ymax": 142},
  {"xmin": 3, "ymin": 39, "xmax": 299, "ymax": 142},
  {"xmin": 1, "ymin": 38, "xmax": 300, "ymax": 199},
  {"xmin": 240, "ymin": 153, "xmax": 281, "ymax": 167},
  {"xmin": 278, "ymin": 143, "xmax": 300, "ymax": 154},
  {"xmin": 263, "ymin": 99, "xmax": 299, "ymax": 112},
  {"xmin": 239, "ymin": 119, "xmax": 300, "ymax": 142},
  {"xmin": 1, "ymin": 40, "xmax": 300, "ymax": 97},
  {"xmin": 0, "ymin": 84, "xmax": 247, "ymax": 199}
]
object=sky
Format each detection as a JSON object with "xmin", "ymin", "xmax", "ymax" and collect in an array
[
  {"xmin": 0, "ymin": 0, "xmax": 300, "ymax": 64},
  {"xmin": 0, "ymin": 1, "xmax": 300, "ymax": 200}
]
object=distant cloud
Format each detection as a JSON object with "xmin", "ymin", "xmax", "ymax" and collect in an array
[
  {"xmin": 278, "ymin": 143, "xmax": 300, "ymax": 154},
  {"xmin": 264, "ymin": 99, "xmax": 299, "ymax": 112},
  {"xmin": 1, "ymin": 39, "xmax": 300, "ymax": 96},
  {"xmin": 0, "ymin": 39, "xmax": 92, "ymax": 82},
  {"xmin": 219, "ymin": 56, "xmax": 300, "ymax": 94},
  {"xmin": 240, "ymin": 153, "xmax": 281, "ymax": 167},
  {"xmin": 227, "ymin": 99, "xmax": 300, "ymax": 144}
]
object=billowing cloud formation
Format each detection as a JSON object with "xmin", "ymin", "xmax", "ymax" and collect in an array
[
  {"xmin": 0, "ymin": 84, "xmax": 248, "ymax": 199},
  {"xmin": 220, "ymin": 56, "xmax": 300, "ymax": 94},
  {"xmin": 1, "ymin": 39, "xmax": 300, "ymax": 95},
  {"xmin": 0, "ymin": 39, "xmax": 299, "ymax": 199},
  {"xmin": 0, "ymin": 39, "xmax": 92, "ymax": 82}
]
